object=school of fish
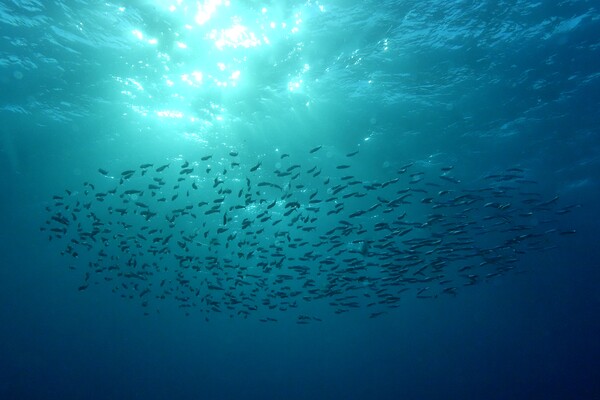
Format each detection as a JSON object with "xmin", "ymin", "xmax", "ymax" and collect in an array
[{"xmin": 41, "ymin": 146, "xmax": 579, "ymax": 323}]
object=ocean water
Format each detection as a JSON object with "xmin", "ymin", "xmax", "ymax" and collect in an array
[{"xmin": 1, "ymin": 1, "xmax": 599, "ymax": 399}]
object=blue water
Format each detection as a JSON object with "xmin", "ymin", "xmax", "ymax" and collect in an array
[{"xmin": 1, "ymin": 1, "xmax": 599, "ymax": 399}]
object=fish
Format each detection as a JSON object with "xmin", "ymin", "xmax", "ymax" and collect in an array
[
  {"xmin": 41, "ymin": 145, "xmax": 576, "ymax": 322},
  {"xmin": 559, "ymin": 230, "xmax": 576, "ymax": 235},
  {"xmin": 250, "ymin": 162, "xmax": 262, "ymax": 172}
]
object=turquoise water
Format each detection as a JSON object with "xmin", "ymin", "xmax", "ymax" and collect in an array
[{"xmin": 1, "ymin": 1, "xmax": 599, "ymax": 399}]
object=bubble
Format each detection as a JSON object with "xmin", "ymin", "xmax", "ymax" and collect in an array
[{"xmin": 13, "ymin": 71, "xmax": 23, "ymax": 80}]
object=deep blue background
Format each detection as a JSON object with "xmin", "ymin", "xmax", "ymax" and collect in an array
[{"xmin": 1, "ymin": 1, "xmax": 599, "ymax": 399}]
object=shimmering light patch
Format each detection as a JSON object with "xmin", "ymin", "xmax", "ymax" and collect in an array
[
  {"xmin": 132, "ymin": 29, "xmax": 144, "ymax": 40},
  {"xmin": 288, "ymin": 63, "xmax": 310, "ymax": 92},
  {"xmin": 176, "ymin": 41, "xmax": 188, "ymax": 49},
  {"xmin": 148, "ymin": 38, "xmax": 158, "ymax": 45},
  {"xmin": 211, "ymin": 23, "xmax": 261, "ymax": 50},
  {"xmin": 157, "ymin": 110, "xmax": 184, "ymax": 118},
  {"xmin": 128, "ymin": 78, "xmax": 145, "ymax": 91},
  {"xmin": 182, "ymin": 71, "xmax": 204, "ymax": 87},
  {"xmin": 192, "ymin": 70, "xmax": 203, "ymax": 82},
  {"xmin": 288, "ymin": 80, "xmax": 302, "ymax": 92},
  {"xmin": 157, "ymin": 52, "xmax": 171, "ymax": 62},
  {"xmin": 195, "ymin": 0, "xmax": 229, "ymax": 26},
  {"xmin": 290, "ymin": 12, "xmax": 303, "ymax": 34},
  {"xmin": 131, "ymin": 105, "xmax": 149, "ymax": 117},
  {"xmin": 115, "ymin": 76, "xmax": 145, "ymax": 93}
]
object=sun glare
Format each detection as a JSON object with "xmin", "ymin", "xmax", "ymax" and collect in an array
[{"xmin": 119, "ymin": 0, "xmax": 319, "ymax": 128}]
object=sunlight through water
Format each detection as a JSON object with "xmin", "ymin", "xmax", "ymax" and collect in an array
[{"xmin": 116, "ymin": 0, "xmax": 319, "ymax": 140}]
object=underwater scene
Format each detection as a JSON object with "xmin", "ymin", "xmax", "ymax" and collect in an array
[{"xmin": 1, "ymin": 1, "xmax": 599, "ymax": 399}]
